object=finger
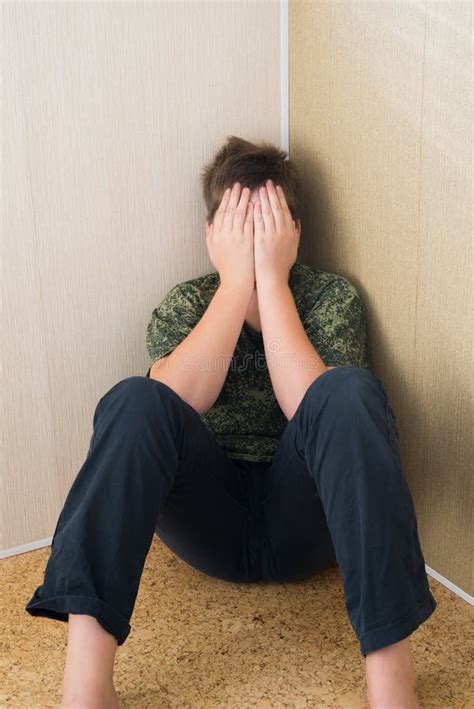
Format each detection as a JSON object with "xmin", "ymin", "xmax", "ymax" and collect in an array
[
  {"xmin": 265, "ymin": 180, "xmax": 284, "ymax": 232},
  {"xmin": 244, "ymin": 200, "xmax": 254, "ymax": 239},
  {"xmin": 206, "ymin": 217, "xmax": 215, "ymax": 237},
  {"xmin": 213, "ymin": 187, "xmax": 231, "ymax": 234},
  {"xmin": 258, "ymin": 184, "xmax": 275, "ymax": 232},
  {"xmin": 234, "ymin": 186, "xmax": 250, "ymax": 234},
  {"xmin": 223, "ymin": 182, "xmax": 242, "ymax": 233},
  {"xmin": 275, "ymin": 184, "xmax": 294, "ymax": 229},
  {"xmin": 254, "ymin": 200, "xmax": 264, "ymax": 239}
]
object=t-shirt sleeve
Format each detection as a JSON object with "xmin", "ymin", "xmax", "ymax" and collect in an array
[
  {"xmin": 145, "ymin": 283, "xmax": 201, "ymax": 377},
  {"xmin": 303, "ymin": 277, "xmax": 373, "ymax": 371}
]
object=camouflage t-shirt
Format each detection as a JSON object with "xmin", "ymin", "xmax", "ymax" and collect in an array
[{"xmin": 145, "ymin": 261, "xmax": 372, "ymax": 463}]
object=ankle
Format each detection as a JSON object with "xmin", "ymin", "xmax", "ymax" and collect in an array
[
  {"xmin": 365, "ymin": 638, "xmax": 419, "ymax": 708},
  {"xmin": 367, "ymin": 681, "xmax": 419, "ymax": 709},
  {"xmin": 61, "ymin": 682, "xmax": 118, "ymax": 708}
]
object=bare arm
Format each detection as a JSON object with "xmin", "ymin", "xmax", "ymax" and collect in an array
[
  {"xmin": 150, "ymin": 181, "xmax": 255, "ymax": 415},
  {"xmin": 254, "ymin": 180, "xmax": 332, "ymax": 420},
  {"xmin": 149, "ymin": 282, "xmax": 252, "ymax": 415},
  {"xmin": 257, "ymin": 280, "xmax": 331, "ymax": 420}
]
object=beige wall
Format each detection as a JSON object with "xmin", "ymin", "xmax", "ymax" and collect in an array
[
  {"xmin": 290, "ymin": 1, "xmax": 472, "ymax": 595},
  {"xmin": 2, "ymin": 2, "xmax": 280, "ymax": 552},
  {"xmin": 2, "ymin": 0, "xmax": 472, "ymax": 599}
]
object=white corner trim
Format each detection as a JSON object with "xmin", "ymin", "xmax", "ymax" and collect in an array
[
  {"xmin": 280, "ymin": 0, "xmax": 289, "ymax": 153},
  {"xmin": 2, "ymin": 538, "xmax": 473, "ymax": 607},
  {"xmin": 0, "ymin": 537, "xmax": 53, "ymax": 559},
  {"xmin": 425, "ymin": 564, "xmax": 473, "ymax": 605}
]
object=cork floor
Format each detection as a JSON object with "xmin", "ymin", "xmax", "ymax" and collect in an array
[{"xmin": 2, "ymin": 537, "xmax": 473, "ymax": 708}]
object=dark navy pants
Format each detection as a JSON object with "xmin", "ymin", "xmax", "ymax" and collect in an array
[{"xmin": 25, "ymin": 365, "xmax": 436, "ymax": 656}]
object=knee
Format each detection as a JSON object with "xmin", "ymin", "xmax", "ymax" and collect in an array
[
  {"xmin": 104, "ymin": 374, "xmax": 163, "ymax": 396},
  {"xmin": 99, "ymin": 375, "xmax": 171, "ymax": 415},
  {"xmin": 305, "ymin": 365, "xmax": 383, "ymax": 407},
  {"xmin": 115, "ymin": 375, "xmax": 159, "ymax": 393}
]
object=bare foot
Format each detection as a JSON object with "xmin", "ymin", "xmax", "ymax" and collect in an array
[{"xmin": 365, "ymin": 637, "xmax": 419, "ymax": 708}]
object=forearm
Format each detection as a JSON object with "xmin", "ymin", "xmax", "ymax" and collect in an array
[
  {"xmin": 150, "ymin": 282, "xmax": 253, "ymax": 415},
  {"xmin": 257, "ymin": 280, "xmax": 330, "ymax": 419}
]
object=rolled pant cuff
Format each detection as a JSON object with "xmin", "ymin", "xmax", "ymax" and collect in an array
[
  {"xmin": 359, "ymin": 591, "xmax": 437, "ymax": 657},
  {"xmin": 25, "ymin": 593, "xmax": 131, "ymax": 646}
]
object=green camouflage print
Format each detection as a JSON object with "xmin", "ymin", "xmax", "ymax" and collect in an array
[{"xmin": 145, "ymin": 261, "xmax": 373, "ymax": 463}]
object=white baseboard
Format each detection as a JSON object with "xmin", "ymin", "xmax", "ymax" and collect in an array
[
  {"xmin": 2, "ymin": 537, "xmax": 473, "ymax": 606},
  {"xmin": 0, "ymin": 537, "xmax": 53, "ymax": 559},
  {"xmin": 425, "ymin": 564, "xmax": 473, "ymax": 605}
]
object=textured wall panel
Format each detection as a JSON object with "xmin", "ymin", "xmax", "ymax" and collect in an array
[
  {"xmin": 2, "ymin": 1, "xmax": 280, "ymax": 551},
  {"xmin": 290, "ymin": 1, "xmax": 472, "ymax": 594}
]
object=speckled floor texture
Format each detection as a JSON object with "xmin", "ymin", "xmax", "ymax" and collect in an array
[{"xmin": 1, "ymin": 537, "xmax": 473, "ymax": 708}]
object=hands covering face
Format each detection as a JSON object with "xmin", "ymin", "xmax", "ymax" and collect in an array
[
  {"xmin": 252, "ymin": 178, "xmax": 300, "ymax": 288},
  {"xmin": 205, "ymin": 179, "xmax": 300, "ymax": 292}
]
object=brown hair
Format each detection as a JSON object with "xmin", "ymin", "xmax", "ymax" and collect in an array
[{"xmin": 200, "ymin": 135, "xmax": 302, "ymax": 225}]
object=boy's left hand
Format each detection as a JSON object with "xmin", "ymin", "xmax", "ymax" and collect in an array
[{"xmin": 254, "ymin": 179, "xmax": 300, "ymax": 288}]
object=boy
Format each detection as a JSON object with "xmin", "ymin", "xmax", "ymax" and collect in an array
[{"xmin": 26, "ymin": 136, "xmax": 436, "ymax": 708}]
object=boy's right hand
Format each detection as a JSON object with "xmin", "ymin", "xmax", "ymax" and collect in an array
[{"xmin": 205, "ymin": 182, "xmax": 255, "ymax": 293}]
